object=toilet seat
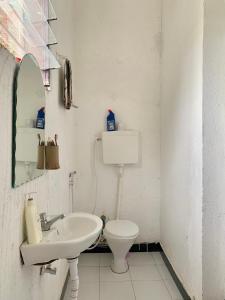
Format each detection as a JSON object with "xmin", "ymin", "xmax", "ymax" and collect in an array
[{"xmin": 104, "ymin": 220, "xmax": 139, "ymax": 239}]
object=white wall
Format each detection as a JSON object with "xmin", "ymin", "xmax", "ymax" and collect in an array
[
  {"xmin": 203, "ymin": 1, "xmax": 225, "ymax": 298},
  {"xmin": 161, "ymin": 1, "xmax": 203, "ymax": 299},
  {"xmin": 73, "ymin": 0, "xmax": 161, "ymax": 242},
  {"xmin": 0, "ymin": 1, "xmax": 77, "ymax": 299},
  {"xmin": 1, "ymin": 1, "xmax": 214, "ymax": 299}
]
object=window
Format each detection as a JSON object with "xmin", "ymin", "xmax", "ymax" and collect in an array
[{"xmin": 0, "ymin": 0, "xmax": 59, "ymax": 86}]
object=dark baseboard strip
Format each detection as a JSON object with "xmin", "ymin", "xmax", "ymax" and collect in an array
[
  {"xmin": 84, "ymin": 242, "xmax": 162, "ymax": 253},
  {"xmin": 60, "ymin": 270, "xmax": 69, "ymax": 300},
  {"xmin": 161, "ymin": 252, "xmax": 191, "ymax": 300},
  {"xmin": 130, "ymin": 242, "xmax": 162, "ymax": 252}
]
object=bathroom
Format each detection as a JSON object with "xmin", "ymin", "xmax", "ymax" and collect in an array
[{"xmin": 0, "ymin": 0, "xmax": 224, "ymax": 299}]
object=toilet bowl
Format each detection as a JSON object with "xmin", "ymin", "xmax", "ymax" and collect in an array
[{"xmin": 104, "ymin": 219, "xmax": 139, "ymax": 273}]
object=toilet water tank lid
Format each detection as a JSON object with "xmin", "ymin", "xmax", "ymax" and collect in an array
[{"xmin": 105, "ymin": 220, "xmax": 139, "ymax": 238}]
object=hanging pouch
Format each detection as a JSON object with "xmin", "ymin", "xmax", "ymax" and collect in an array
[
  {"xmin": 37, "ymin": 145, "xmax": 45, "ymax": 169},
  {"xmin": 45, "ymin": 145, "xmax": 60, "ymax": 170}
]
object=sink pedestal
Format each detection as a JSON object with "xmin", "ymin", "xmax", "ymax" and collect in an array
[{"xmin": 68, "ymin": 258, "xmax": 79, "ymax": 299}]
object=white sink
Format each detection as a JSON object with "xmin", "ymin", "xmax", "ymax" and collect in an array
[{"xmin": 21, "ymin": 212, "xmax": 103, "ymax": 266}]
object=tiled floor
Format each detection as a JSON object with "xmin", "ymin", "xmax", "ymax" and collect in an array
[{"xmin": 63, "ymin": 252, "xmax": 183, "ymax": 300}]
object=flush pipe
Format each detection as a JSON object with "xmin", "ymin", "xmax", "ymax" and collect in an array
[{"xmin": 116, "ymin": 164, "xmax": 125, "ymax": 220}]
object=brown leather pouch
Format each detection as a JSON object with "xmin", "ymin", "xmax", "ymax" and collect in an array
[
  {"xmin": 45, "ymin": 145, "xmax": 60, "ymax": 170},
  {"xmin": 37, "ymin": 145, "xmax": 45, "ymax": 170}
]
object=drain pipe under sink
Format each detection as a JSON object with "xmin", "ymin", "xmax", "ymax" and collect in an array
[{"xmin": 67, "ymin": 257, "xmax": 79, "ymax": 300}]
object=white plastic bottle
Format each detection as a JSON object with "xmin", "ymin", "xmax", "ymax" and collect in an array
[{"xmin": 25, "ymin": 196, "xmax": 43, "ymax": 244}]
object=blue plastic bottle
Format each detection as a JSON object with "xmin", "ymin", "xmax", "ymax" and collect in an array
[
  {"xmin": 107, "ymin": 109, "xmax": 116, "ymax": 131},
  {"xmin": 36, "ymin": 107, "xmax": 45, "ymax": 129}
]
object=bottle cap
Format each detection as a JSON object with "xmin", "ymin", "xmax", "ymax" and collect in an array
[{"xmin": 26, "ymin": 192, "xmax": 37, "ymax": 202}]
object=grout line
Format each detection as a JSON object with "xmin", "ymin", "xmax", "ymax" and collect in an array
[
  {"xmin": 152, "ymin": 253, "xmax": 158, "ymax": 265},
  {"xmin": 155, "ymin": 263, "xmax": 163, "ymax": 280},
  {"xmin": 155, "ymin": 262, "xmax": 175, "ymax": 290},
  {"xmin": 128, "ymin": 263, "xmax": 137, "ymax": 300},
  {"xmin": 131, "ymin": 279, "xmax": 164, "ymax": 282},
  {"xmin": 153, "ymin": 252, "xmax": 166, "ymax": 265},
  {"xmin": 130, "ymin": 279, "xmax": 137, "ymax": 300},
  {"xmin": 161, "ymin": 279, "xmax": 174, "ymax": 300}
]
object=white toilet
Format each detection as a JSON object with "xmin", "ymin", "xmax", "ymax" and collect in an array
[
  {"xmin": 102, "ymin": 131, "xmax": 140, "ymax": 273},
  {"xmin": 104, "ymin": 219, "xmax": 139, "ymax": 273}
]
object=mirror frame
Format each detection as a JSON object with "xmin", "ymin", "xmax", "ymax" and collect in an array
[{"xmin": 12, "ymin": 53, "xmax": 46, "ymax": 188}]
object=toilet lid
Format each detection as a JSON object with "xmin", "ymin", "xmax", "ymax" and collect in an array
[{"xmin": 104, "ymin": 220, "xmax": 139, "ymax": 238}]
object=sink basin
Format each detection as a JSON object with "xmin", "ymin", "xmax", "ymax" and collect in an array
[{"xmin": 20, "ymin": 212, "xmax": 103, "ymax": 266}]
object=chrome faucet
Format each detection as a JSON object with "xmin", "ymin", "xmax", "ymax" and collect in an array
[{"xmin": 40, "ymin": 212, "xmax": 65, "ymax": 231}]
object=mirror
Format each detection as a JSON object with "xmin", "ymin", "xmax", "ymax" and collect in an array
[{"xmin": 12, "ymin": 54, "xmax": 46, "ymax": 188}]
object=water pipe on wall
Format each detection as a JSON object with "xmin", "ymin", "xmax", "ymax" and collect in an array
[
  {"xmin": 69, "ymin": 171, "xmax": 76, "ymax": 212},
  {"xmin": 116, "ymin": 164, "xmax": 125, "ymax": 220},
  {"xmin": 92, "ymin": 137, "xmax": 101, "ymax": 214}
]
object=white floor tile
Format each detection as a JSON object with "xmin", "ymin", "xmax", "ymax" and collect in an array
[
  {"xmin": 127, "ymin": 252, "xmax": 155, "ymax": 266},
  {"xmin": 77, "ymin": 282, "xmax": 99, "ymax": 300},
  {"xmin": 63, "ymin": 280, "xmax": 99, "ymax": 300},
  {"xmin": 129, "ymin": 265, "xmax": 161, "ymax": 281},
  {"xmin": 79, "ymin": 266, "xmax": 99, "ymax": 283},
  {"xmin": 79, "ymin": 253, "xmax": 100, "ymax": 266},
  {"xmin": 100, "ymin": 266, "xmax": 130, "ymax": 282},
  {"xmin": 64, "ymin": 254, "xmax": 183, "ymax": 300},
  {"xmin": 152, "ymin": 252, "xmax": 165, "ymax": 265},
  {"xmin": 164, "ymin": 279, "xmax": 184, "ymax": 300},
  {"xmin": 100, "ymin": 253, "xmax": 113, "ymax": 267},
  {"xmin": 157, "ymin": 264, "xmax": 173, "ymax": 280},
  {"xmin": 133, "ymin": 280, "xmax": 172, "ymax": 300},
  {"xmin": 100, "ymin": 281, "xmax": 135, "ymax": 300}
]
